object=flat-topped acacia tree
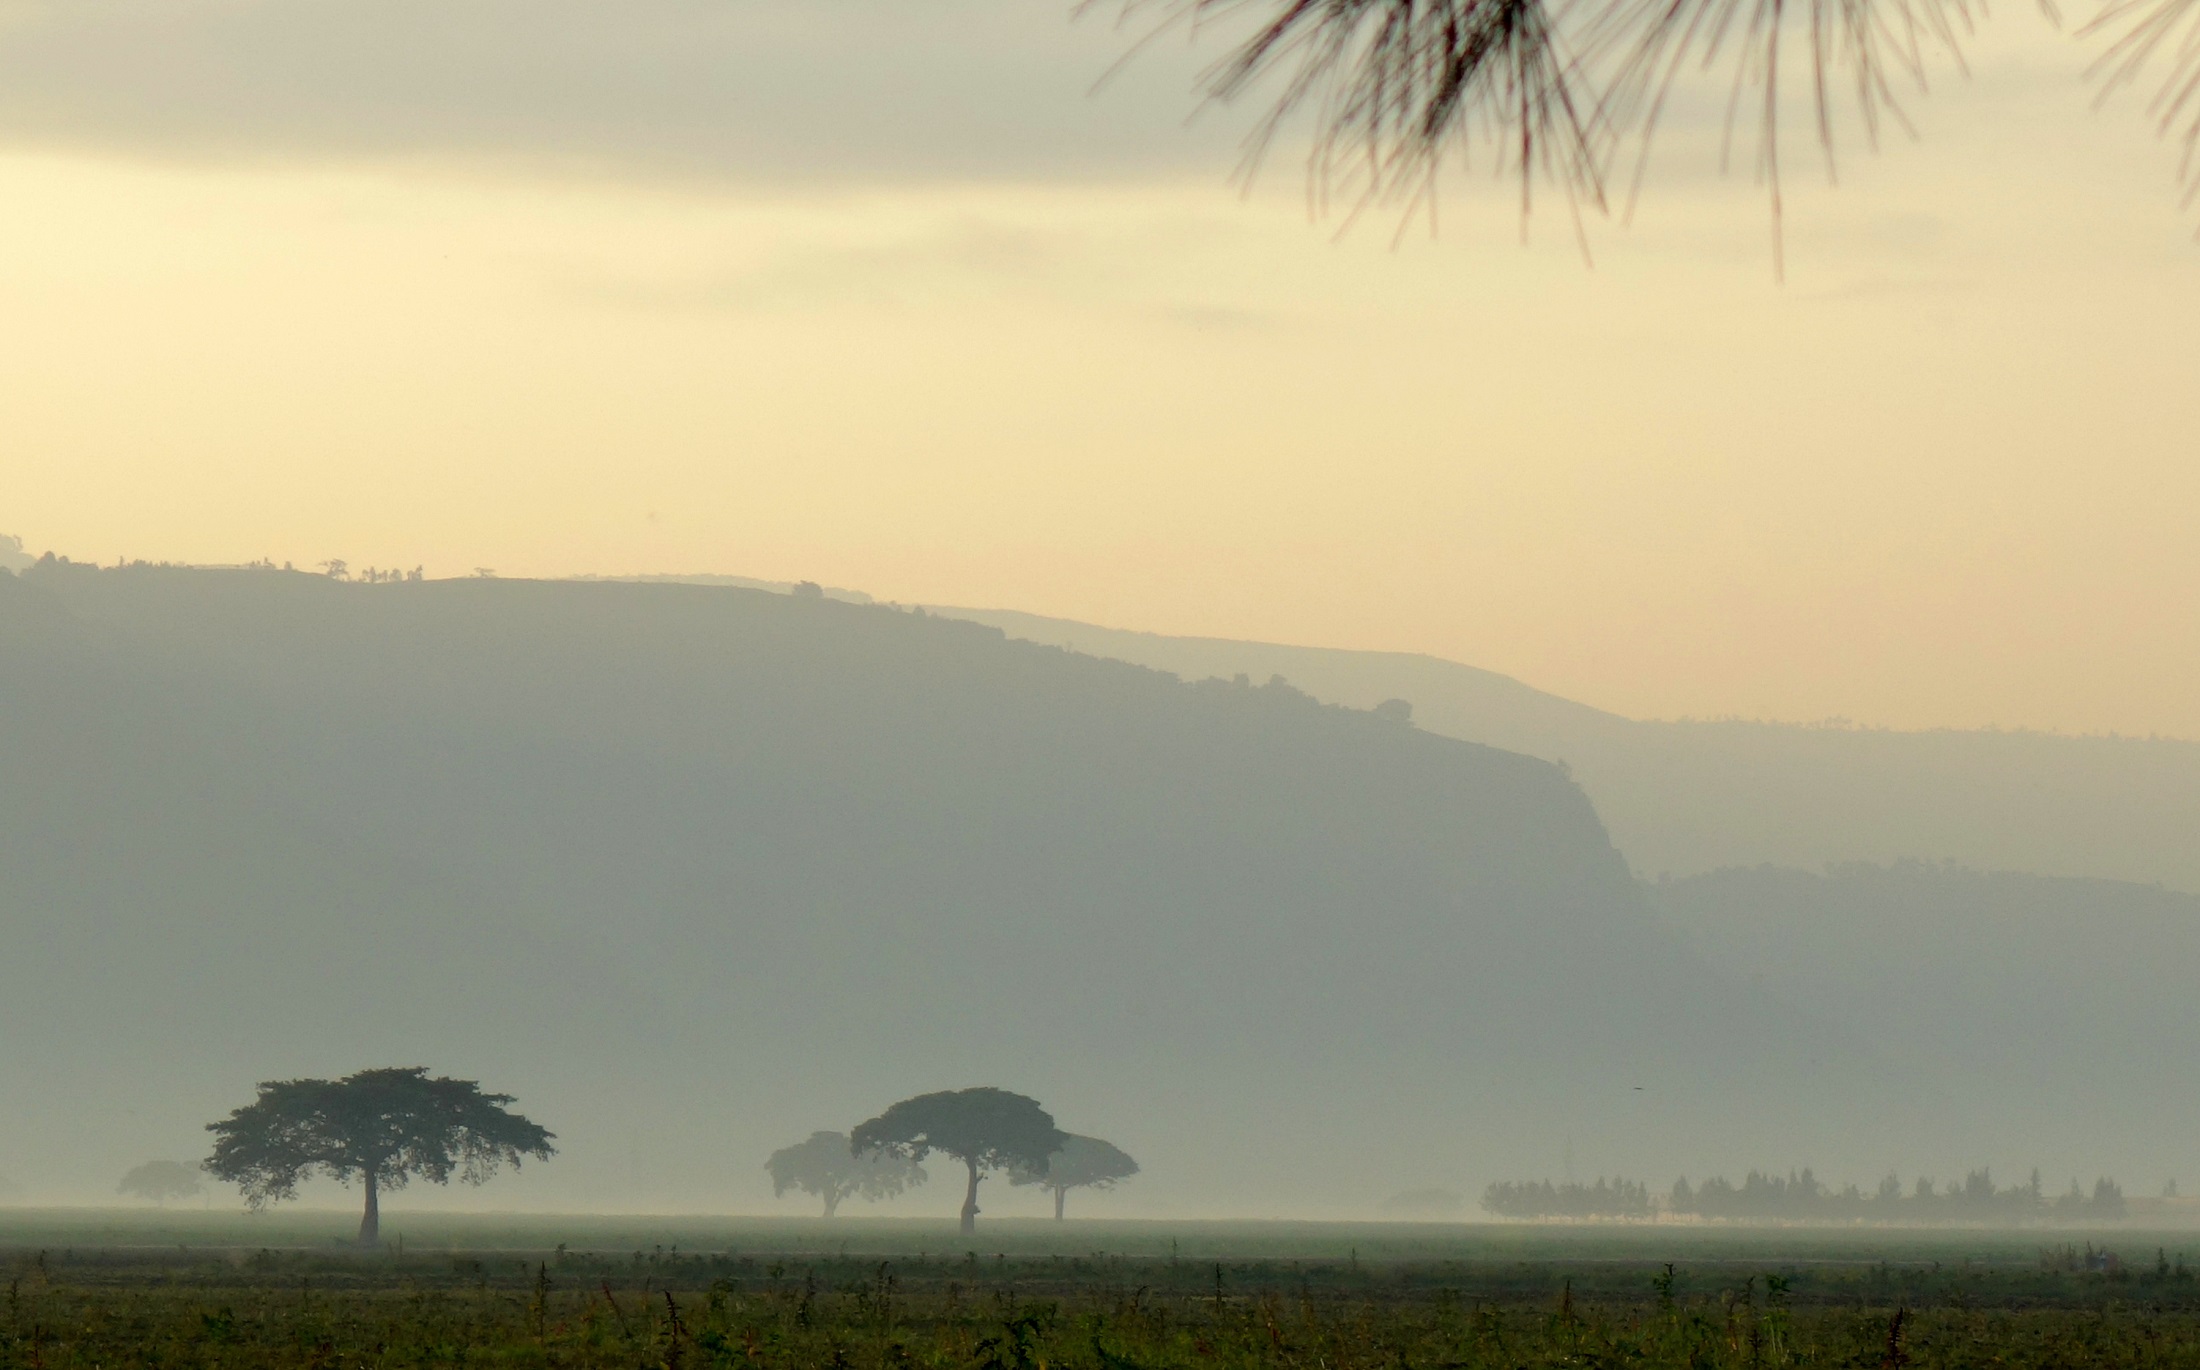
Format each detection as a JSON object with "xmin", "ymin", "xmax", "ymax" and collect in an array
[
  {"xmin": 116, "ymin": 1159, "xmax": 205, "ymax": 1206},
  {"xmin": 205, "ymin": 1067, "xmax": 555, "ymax": 1246},
  {"xmin": 766, "ymin": 1130, "xmax": 929, "ymax": 1217},
  {"xmin": 1010, "ymin": 1133, "xmax": 1140, "ymax": 1220},
  {"xmin": 852, "ymin": 1088, "xmax": 1065, "ymax": 1234}
]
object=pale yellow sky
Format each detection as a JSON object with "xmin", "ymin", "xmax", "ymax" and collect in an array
[{"xmin": 1, "ymin": 4, "xmax": 2196, "ymax": 736}]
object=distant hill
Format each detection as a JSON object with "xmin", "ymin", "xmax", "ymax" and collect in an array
[
  {"xmin": 930, "ymin": 607, "xmax": 2200, "ymax": 893},
  {"xmin": 0, "ymin": 564, "xmax": 1853, "ymax": 1212},
  {"xmin": 1646, "ymin": 860, "xmax": 2200, "ymax": 1186}
]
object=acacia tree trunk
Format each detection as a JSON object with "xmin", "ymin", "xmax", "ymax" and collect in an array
[
  {"xmin": 359, "ymin": 1170, "xmax": 380, "ymax": 1247},
  {"xmin": 1054, "ymin": 1186, "xmax": 1066, "ymax": 1221},
  {"xmin": 822, "ymin": 1188, "xmax": 842, "ymax": 1219},
  {"xmin": 960, "ymin": 1157, "xmax": 981, "ymax": 1235}
]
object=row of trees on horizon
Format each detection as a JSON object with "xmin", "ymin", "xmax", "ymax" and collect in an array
[
  {"xmin": 1483, "ymin": 1170, "xmax": 2139, "ymax": 1223},
  {"xmin": 765, "ymin": 1127, "xmax": 1138, "ymax": 1224},
  {"xmin": 109, "ymin": 1064, "xmax": 2159, "ymax": 1234},
  {"xmin": 129, "ymin": 1071, "xmax": 1130, "ymax": 1245}
]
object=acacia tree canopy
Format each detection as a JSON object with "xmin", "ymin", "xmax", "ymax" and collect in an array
[
  {"xmin": 766, "ymin": 1130, "xmax": 929, "ymax": 1217},
  {"xmin": 204, "ymin": 1067, "xmax": 554, "ymax": 1246},
  {"xmin": 1009, "ymin": 1133, "xmax": 1140, "ymax": 1220},
  {"xmin": 852, "ymin": 1088, "xmax": 1065, "ymax": 1234},
  {"xmin": 116, "ymin": 1160, "xmax": 205, "ymax": 1205}
]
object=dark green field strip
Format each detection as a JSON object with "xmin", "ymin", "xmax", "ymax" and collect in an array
[
  {"xmin": 6, "ymin": 1249, "xmax": 2200, "ymax": 1370},
  {"xmin": 0, "ymin": 1211, "xmax": 2180, "ymax": 1263},
  {"xmin": 4, "ymin": 1230, "xmax": 2199, "ymax": 1313}
]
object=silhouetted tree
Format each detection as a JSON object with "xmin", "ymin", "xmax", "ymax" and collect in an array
[
  {"xmin": 116, "ymin": 1160, "xmax": 203, "ymax": 1205},
  {"xmin": 851, "ymin": 1088, "xmax": 1065, "ymax": 1234},
  {"xmin": 766, "ymin": 1130, "xmax": 928, "ymax": 1217},
  {"xmin": 2094, "ymin": 1177, "xmax": 2128, "ymax": 1219},
  {"xmin": 204, "ymin": 1067, "xmax": 554, "ymax": 1246},
  {"xmin": 1009, "ymin": 1133, "xmax": 1139, "ymax": 1219}
]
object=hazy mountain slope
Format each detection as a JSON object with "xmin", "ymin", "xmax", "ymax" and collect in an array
[
  {"xmin": 0, "ymin": 564, "xmax": 1856, "ymax": 1213},
  {"xmin": 1645, "ymin": 862, "xmax": 2200, "ymax": 1186},
  {"xmin": 928, "ymin": 608, "xmax": 1631, "ymax": 761},
  {"xmin": 932, "ymin": 606, "xmax": 2200, "ymax": 892}
]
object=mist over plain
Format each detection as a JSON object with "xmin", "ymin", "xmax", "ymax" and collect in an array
[
  {"xmin": 1, "ymin": 561, "xmax": 2194, "ymax": 1219},
  {"xmin": 2, "ymin": 0, "xmax": 2197, "ymax": 1232}
]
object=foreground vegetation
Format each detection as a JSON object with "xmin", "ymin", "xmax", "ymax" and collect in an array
[{"xmin": 9, "ymin": 1218, "xmax": 2200, "ymax": 1368}]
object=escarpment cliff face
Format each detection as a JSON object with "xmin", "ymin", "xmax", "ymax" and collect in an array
[
  {"xmin": 935, "ymin": 605, "xmax": 2200, "ymax": 894},
  {"xmin": 0, "ymin": 566, "xmax": 1850, "ymax": 1212}
]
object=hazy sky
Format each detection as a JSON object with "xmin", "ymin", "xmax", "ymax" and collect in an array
[{"xmin": 2, "ymin": 0, "xmax": 2196, "ymax": 736}]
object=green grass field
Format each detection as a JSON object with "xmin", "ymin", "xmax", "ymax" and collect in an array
[{"xmin": 4, "ymin": 1212, "xmax": 2198, "ymax": 1367}]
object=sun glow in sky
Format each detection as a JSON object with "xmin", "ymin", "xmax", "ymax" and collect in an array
[{"xmin": 2, "ymin": 0, "xmax": 2196, "ymax": 735}]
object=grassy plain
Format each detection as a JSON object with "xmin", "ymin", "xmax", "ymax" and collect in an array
[{"xmin": 4, "ymin": 1212, "xmax": 2200, "ymax": 1368}]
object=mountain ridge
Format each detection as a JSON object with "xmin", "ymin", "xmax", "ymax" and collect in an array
[
  {"xmin": 0, "ymin": 563, "xmax": 1845, "ymax": 1212},
  {"xmin": 925, "ymin": 603, "xmax": 2200, "ymax": 892}
]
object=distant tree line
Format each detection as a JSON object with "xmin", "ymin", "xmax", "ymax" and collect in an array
[
  {"xmin": 317, "ymin": 560, "xmax": 425, "ymax": 583},
  {"xmin": 1485, "ymin": 1169, "xmax": 2131, "ymax": 1223},
  {"xmin": 1675, "ymin": 1169, "xmax": 2128, "ymax": 1223},
  {"xmin": 1483, "ymin": 1178, "xmax": 1652, "ymax": 1220}
]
